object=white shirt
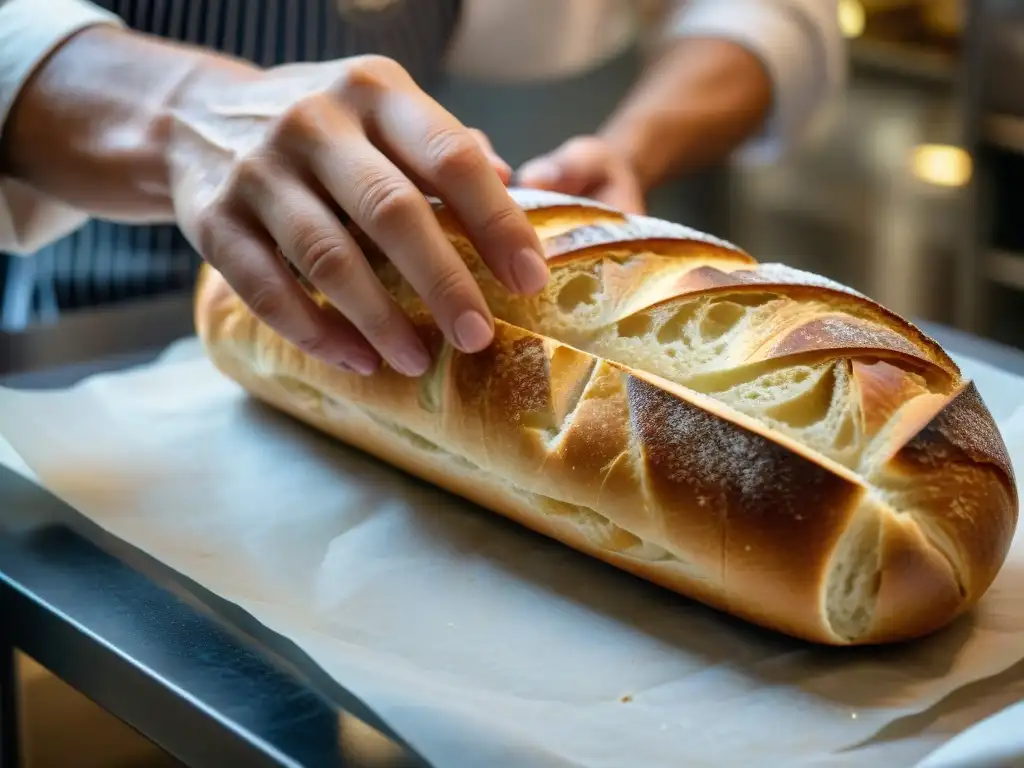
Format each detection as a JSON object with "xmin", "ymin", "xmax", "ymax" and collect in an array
[{"xmin": 0, "ymin": 0, "xmax": 844, "ymax": 255}]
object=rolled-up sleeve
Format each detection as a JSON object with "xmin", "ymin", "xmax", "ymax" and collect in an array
[
  {"xmin": 662, "ymin": 0, "xmax": 845, "ymax": 164},
  {"xmin": 0, "ymin": 0, "xmax": 124, "ymax": 255}
]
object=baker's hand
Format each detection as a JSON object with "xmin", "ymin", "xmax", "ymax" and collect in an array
[
  {"xmin": 167, "ymin": 55, "xmax": 547, "ymax": 377},
  {"xmin": 515, "ymin": 136, "xmax": 646, "ymax": 215}
]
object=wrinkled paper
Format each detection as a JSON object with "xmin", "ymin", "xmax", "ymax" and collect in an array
[{"xmin": 0, "ymin": 339, "xmax": 1022, "ymax": 767}]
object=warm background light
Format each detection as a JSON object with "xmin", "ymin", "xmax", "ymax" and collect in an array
[
  {"xmin": 909, "ymin": 144, "xmax": 973, "ymax": 187},
  {"xmin": 838, "ymin": 0, "xmax": 866, "ymax": 39}
]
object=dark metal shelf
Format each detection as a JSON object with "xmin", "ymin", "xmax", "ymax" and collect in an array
[
  {"xmin": 0, "ymin": 292, "xmax": 195, "ymax": 379},
  {"xmin": 984, "ymin": 114, "xmax": 1024, "ymax": 154},
  {"xmin": 849, "ymin": 37, "xmax": 958, "ymax": 87},
  {"xmin": 988, "ymin": 250, "xmax": 1024, "ymax": 292}
]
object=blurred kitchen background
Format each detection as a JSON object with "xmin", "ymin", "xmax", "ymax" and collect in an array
[{"xmin": 731, "ymin": 0, "xmax": 1023, "ymax": 351}]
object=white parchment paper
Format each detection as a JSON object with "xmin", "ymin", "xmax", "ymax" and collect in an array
[{"xmin": 0, "ymin": 339, "xmax": 1022, "ymax": 767}]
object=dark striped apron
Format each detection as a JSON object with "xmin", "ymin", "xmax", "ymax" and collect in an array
[{"xmin": 4, "ymin": 0, "xmax": 461, "ymax": 328}]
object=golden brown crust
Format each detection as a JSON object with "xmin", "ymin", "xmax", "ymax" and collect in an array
[
  {"xmin": 194, "ymin": 189, "xmax": 1018, "ymax": 645},
  {"xmin": 879, "ymin": 384, "xmax": 1018, "ymax": 601},
  {"xmin": 539, "ymin": 221, "xmax": 758, "ymax": 266}
]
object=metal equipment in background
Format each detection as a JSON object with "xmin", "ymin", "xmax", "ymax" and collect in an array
[
  {"xmin": 1, "ymin": 232, "xmax": 200, "ymax": 332},
  {"xmin": 960, "ymin": 0, "xmax": 1024, "ymax": 346}
]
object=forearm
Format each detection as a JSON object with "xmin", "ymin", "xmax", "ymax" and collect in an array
[
  {"xmin": 0, "ymin": 25, "xmax": 254, "ymax": 223},
  {"xmin": 599, "ymin": 38, "xmax": 772, "ymax": 191}
]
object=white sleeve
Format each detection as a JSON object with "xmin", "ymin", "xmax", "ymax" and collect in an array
[
  {"xmin": 660, "ymin": 0, "xmax": 846, "ymax": 165},
  {"xmin": 0, "ymin": 0, "xmax": 125, "ymax": 255}
]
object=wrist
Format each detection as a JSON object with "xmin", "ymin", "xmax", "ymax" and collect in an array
[
  {"xmin": 597, "ymin": 40, "xmax": 772, "ymax": 192},
  {"xmin": 160, "ymin": 51, "xmax": 263, "ymax": 205}
]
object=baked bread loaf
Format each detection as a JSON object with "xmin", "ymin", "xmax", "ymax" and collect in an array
[{"xmin": 195, "ymin": 188, "xmax": 1018, "ymax": 645}]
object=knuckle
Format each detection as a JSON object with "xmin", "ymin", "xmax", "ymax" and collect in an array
[
  {"xmin": 424, "ymin": 264, "xmax": 468, "ymax": 308},
  {"xmin": 425, "ymin": 127, "xmax": 486, "ymax": 182},
  {"xmin": 270, "ymin": 97, "xmax": 326, "ymax": 149},
  {"xmin": 357, "ymin": 304, "xmax": 397, "ymax": 340},
  {"xmin": 190, "ymin": 203, "xmax": 236, "ymax": 258},
  {"xmin": 359, "ymin": 54, "xmax": 408, "ymax": 81},
  {"xmin": 356, "ymin": 177, "xmax": 420, "ymax": 229},
  {"xmin": 335, "ymin": 54, "xmax": 408, "ymax": 96},
  {"xmin": 191, "ymin": 205, "xmax": 218, "ymax": 235},
  {"xmin": 477, "ymin": 203, "xmax": 522, "ymax": 238},
  {"xmin": 294, "ymin": 229, "xmax": 355, "ymax": 284},
  {"xmin": 245, "ymin": 282, "xmax": 330, "ymax": 356},
  {"xmin": 244, "ymin": 282, "xmax": 289, "ymax": 327},
  {"xmin": 231, "ymin": 154, "xmax": 276, "ymax": 196}
]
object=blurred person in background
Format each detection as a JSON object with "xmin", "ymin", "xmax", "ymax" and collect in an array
[
  {"xmin": 0, "ymin": 0, "xmax": 842, "ymax": 377},
  {"xmin": 444, "ymin": 0, "xmax": 843, "ymax": 226}
]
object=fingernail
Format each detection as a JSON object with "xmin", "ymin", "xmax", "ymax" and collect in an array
[
  {"xmin": 453, "ymin": 311, "xmax": 493, "ymax": 353},
  {"xmin": 511, "ymin": 248, "xmax": 550, "ymax": 294},
  {"xmin": 343, "ymin": 355, "xmax": 378, "ymax": 376},
  {"xmin": 392, "ymin": 345, "xmax": 432, "ymax": 377}
]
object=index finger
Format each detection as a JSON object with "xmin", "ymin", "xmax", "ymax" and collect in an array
[{"xmin": 371, "ymin": 91, "xmax": 550, "ymax": 296}]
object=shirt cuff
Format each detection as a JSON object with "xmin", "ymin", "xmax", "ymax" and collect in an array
[
  {"xmin": 0, "ymin": 178, "xmax": 89, "ymax": 256},
  {"xmin": 661, "ymin": 0, "xmax": 845, "ymax": 166}
]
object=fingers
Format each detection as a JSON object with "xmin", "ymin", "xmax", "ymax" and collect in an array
[
  {"xmin": 307, "ymin": 126, "xmax": 498, "ymax": 355},
  {"xmin": 515, "ymin": 157, "xmax": 571, "ymax": 192},
  {"xmin": 205, "ymin": 218, "xmax": 380, "ymax": 374},
  {"xmin": 517, "ymin": 136, "xmax": 646, "ymax": 213},
  {"xmin": 248, "ymin": 179, "xmax": 433, "ymax": 377},
  {"xmin": 370, "ymin": 93, "xmax": 550, "ymax": 297},
  {"xmin": 517, "ymin": 136, "xmax": 609, "ymax": 195}
]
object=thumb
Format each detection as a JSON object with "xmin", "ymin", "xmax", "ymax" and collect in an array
[
  {"xmin": 515, "ymin": 156, "xmax": 571, "ymax": 191},
  {"xmin": 516, "ymin": 137, "xmax": 610, "ymax": 195}
]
